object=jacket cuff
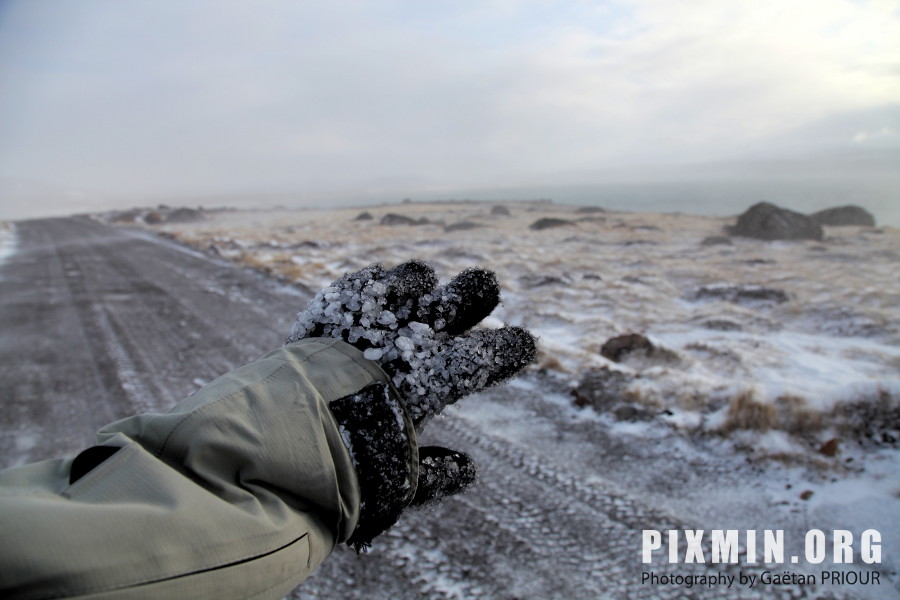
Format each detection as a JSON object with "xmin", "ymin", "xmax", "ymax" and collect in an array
[{"xmin": 328, "ymin": 382, "xmax": 418, "ymax": 551}]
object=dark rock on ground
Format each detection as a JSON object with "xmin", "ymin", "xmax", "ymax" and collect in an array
[
  {"xmin": 529, "ymin": 217, "xmax": 575, "ymax": 230},
  {"xmin": 166, "ymin": 208, "xmax": 205, "ymax": 224},
  {"xmin": 381, "ymin": 213, "xmax": 429, "ymax": 226},
  {"xmin": 354, "ymin": 211, "xmax": 374, "ymax": 221},
  {"xmin": 730, "ymin": 202, "xmax": 823, "ymax": 241},
  {"xmin": 444, "ymin": 221, "xmax": 483, "ymax": 232},
  {"xmin": 690, "ymin": 284, "xmax": 789, "ymax": 305},
  {"xmin": 600, "ymin": 333, "xmax": 655, "ymax": 362},
  {"xmin": 575, "ymin": 206, "xmax": 606, "ymax": 214},
  {"xmin": 519, "ymin": 274, "xmax": 570, "ymax": 288},
  {"xmin": 702, "ymin": 319, "xmax": 743, "ymax": 332},
  {"xmin": 614, "ymin": 404, "xmax": 653, "ymax": 422},
  {"xmin": 572, "ymin": 367, "xmax": 633, "ymax": 411},
  {"xmin": 490, "ymin": 205, "xmax": 511, "ymax": 216},
  {"xmin": 810, "ymin": 205, "xmax": 876, "ymax": 227},
  {"xmin": 818, "ymin": 438, "xmax": 840, "ymax": 457},
  {"xmin": 834, "ymin": 389, "xmax": 900, "ymax": 447},
  {"xmin": 702, "ymin": 236, "xmax": 733, "ymax": 246},
  {"xmin": 108, "ymin": 209, "xmax": 143, "ymax": 223}
]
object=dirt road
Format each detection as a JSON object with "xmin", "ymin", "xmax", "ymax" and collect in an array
[
  {"xmin": 0, "ymin": 216, "xmax": 301, "ymax": 466},
  {"xmin": 0, "ymin": 217, "xmax": 841, "ymax": 599}
]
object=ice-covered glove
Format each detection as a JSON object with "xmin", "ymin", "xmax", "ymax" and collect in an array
[{"xmin": 287, "ymin": 260, "xmax": 536, "ymax": 550}]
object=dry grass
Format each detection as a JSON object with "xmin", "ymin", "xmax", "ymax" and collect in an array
[
  {"xmin": 774, "ymin": 394, "xmax": 823, "ymax": 437},
  {"xmin": 720, "ymin": 390, "xmax": 777, "ymax": 433}
]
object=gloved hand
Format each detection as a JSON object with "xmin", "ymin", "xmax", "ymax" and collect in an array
[{"xmin": 287, "ymin": 260, "xmax": 536, "ymax": 550}]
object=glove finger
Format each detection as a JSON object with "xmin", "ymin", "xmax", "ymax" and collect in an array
[
  {"xmin": 394, "ymin": 325, "xmax": 537, "ymax": 426},
  {"xmin": 411, "ymin": 446, "xmax": 477, "ymax": 506},
  {"xmin": 418, "ymin": 268, "xmax": 500, "ymax": 335},
  {"xmin": 457, "ymin": 325, "xmax": 538, "ymax": 388},
  {"xmin": 380, "ymin": 260, "xmax": 438, "ymax": 315}
]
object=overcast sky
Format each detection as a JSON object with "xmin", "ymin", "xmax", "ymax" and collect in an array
[{"xmin": 0, "ymin": 0, "xmax": 898, "ymax": 218}]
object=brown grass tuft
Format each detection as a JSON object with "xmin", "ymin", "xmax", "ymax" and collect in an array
[
  {"xmin": 774, "ymin": 394, "xmax": 823, "ymax": 437},
  {"xmin": 537, "ymin": 353, "xmax": 567, "ymax": 374},
  {"xmin": 721, "ymin": 390, "xmax": 776, "ymax": 433}
]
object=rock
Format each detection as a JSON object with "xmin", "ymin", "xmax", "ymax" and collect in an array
[
  {"xmin": 810, "ymin": 205, "xmax": 876, "ymax": 227},
  {"xmin": 600, "ymin": 333, "xmax": 654, "ymax": 362},
  {"xmin": 529, "ymin": 217, "xmax": 575, "ymax": 230},
  {"xmin": 444, "ymin": 221, "xmax": 482, "ymax": 232},
  {"xmin": 165, "ymin": 208, "xmax": 204, "ymax": 223},
  {"xmin": 519, "ymin": 274, "xmax": 569, "ymax": 288},
  {"xmin": 730, "ymin": 202, "xmax": 823, "ymax": 241},
  {"xmin": 799, "ymin": 490, "xmax": 814, "ymax": 501},
  {"xmin": 702, "ymin": 319, "xmax": 743, "ymax": 332},
  {"xmin": 109, "ymin": 209, "xmax": 143, "ymax": 223},
  {"xmin": 690, "ymin": 284, "xmax": 789, "ymax": 305},
  {"xmin": 701, "ymin": 236, "xmax": 733, "ymax": 246},
  {"xmin": 354, "ymin": 211, "xmax": 374, "ymax": 221},
  {"xmin": 818, "ymin": 438, "xmax": 840, "ymax": 457},
  {"xmin": 144, "ymin": 212, "xmax": 164, "ymax": 224},
  {"xmin": 380, "ymin": 213, "xmax": 428, "ymax": 226},
  {"xmin": 490, "ymin": 205, "xmax": 511, "ymax": 216},
  {"xmin": 575, "ymin": 206, "xmax": 606, "ymax": 214},
  {"xmin": 613, "ymin": 405, "xmax": 652, "ymax": 422},
  {"xmin": 572, "ymin": 367, "xmax": 632, "ymax": 411}
]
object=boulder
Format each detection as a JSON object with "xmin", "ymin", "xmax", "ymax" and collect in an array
[
  {"xmin": 810, "ymin": 205, "xmax": 876, "ymax": 227},
  {"xmin": 165, "ymin": 208, "xmax": 204, "ymax": 223},
  {"xmin": 730, "ymin": 202, "xmax": 823, "ymax": 241},
  {"xmin": 571, "ymin": 367, "xmax": 632, "ymax": 411},
  {"xmin": 702, "ymin": 319, "xmax": 743, "ymax": 332},
  {"xmin": 490, "ymin": 205, "xmax": 511, "ymax": 216},
  {"xmin": 600, "ymin": 333, "xmax": 654, "ymax": 362},
  {"xmin": 701, "ymin": 236, "xmax": 733, "ymax": 246},
  {"xmin": 380, "ymin": 213, "xmax": 428, "ymax": 226},
  {"xmin": 529, "ymin": 217, "xmax": 575, "ymax": 231},
  {"xmin": 690, "ymin": 284, "xmax": 789, "ymax": 305},
  {"xmin": 143, "ymin": 212, "xmax": 164, "ymax": 225},
  {"xmin": 354, "ymin": 211, "xmax": 374, "ymax": 221},
  {"xmin": 444, "ymin": 221, "xmax": 482, "ymax": 232}
]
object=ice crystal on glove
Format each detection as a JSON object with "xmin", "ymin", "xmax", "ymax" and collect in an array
[
  {"xmin": 292, "ymin": 261, "xmax": 537, "ymax": 550},
  {"xmin": 288, "ymin": 261, "xmax": 536, "ymax": 426}
]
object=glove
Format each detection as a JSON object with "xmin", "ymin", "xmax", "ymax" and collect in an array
[{"xmin": 287, "ymin": 260, "xmax": 536, "ymax": 550}]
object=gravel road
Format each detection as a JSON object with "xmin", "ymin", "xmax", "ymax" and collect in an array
[{"xmin": 0, "ymin": 217, "xmax": 862, "ymax": 599}]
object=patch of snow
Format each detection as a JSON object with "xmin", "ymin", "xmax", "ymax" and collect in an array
[{"xmin": 0, "ymin": 222, "xmax": 17, "ymax": 274}]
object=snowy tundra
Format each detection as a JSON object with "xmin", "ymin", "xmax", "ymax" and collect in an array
[{"xmin": 95, "ymin": 200, "xmax": 898, "ymax": 599}]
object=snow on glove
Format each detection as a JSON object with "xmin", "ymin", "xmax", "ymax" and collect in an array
[
  {"xmin": 288, "ymin": 260, "xmax": 536, "ymax": 550},
  {"xmin": 288, "ymin": 260, "xmax": 536, "ymax": 426}
]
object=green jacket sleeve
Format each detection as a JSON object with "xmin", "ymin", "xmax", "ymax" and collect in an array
[{"xmin": 0, "ymin": 338, "xmax": 407, "ymax": 600}]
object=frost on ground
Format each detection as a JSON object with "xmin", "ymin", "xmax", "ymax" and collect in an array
[
  {"xmin": 114, "ymin": 202, "xmax": 899, "ymax": 452},
  {"xmin": 101, "ymin": 201, "xmax": 900, "ymax": 595}
]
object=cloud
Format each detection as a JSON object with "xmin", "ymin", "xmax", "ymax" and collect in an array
[{"xmin": 0, "ymin": 0, "xmax": 898, "ymax": 214}]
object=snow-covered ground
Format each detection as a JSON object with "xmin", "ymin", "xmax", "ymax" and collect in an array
[
  {"xmin": 103, "ymin": 201, "xmax": 900, "ymax": 596},
  {"xmin": 0, "ymin": 222, "xmax": 16, "ymax": 273},
  {"xmin": 133, "ymin": 202, "xmax": 899, "ymax": 442}
]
